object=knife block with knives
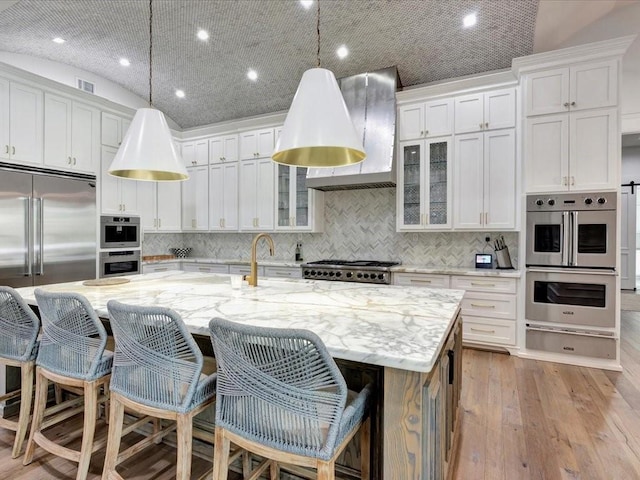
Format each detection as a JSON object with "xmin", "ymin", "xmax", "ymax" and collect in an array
[{"xmin": 494, "ymin": 235, "xmax": 514, "ymax": 269}]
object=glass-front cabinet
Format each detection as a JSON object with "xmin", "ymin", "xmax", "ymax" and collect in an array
[
  {"xmin": 275, "ymin": 165, "xmax": 324, "ymax": 232},
  {"xmin": 397, "ymin": 137, "xmax": 452, "ymax": 231}
]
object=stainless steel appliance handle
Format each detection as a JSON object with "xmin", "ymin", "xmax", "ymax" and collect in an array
[
  {"xmin": 526, "ymin": 267, "xmax": 616, "ymax": 276},
  {"xmin": 561, "ymin": 212, "xmax": 569, "ymax": 266},
  {"xmin": 35, "ymin": 198, "xmax": 44, "ymax": 276},
  {"xmin": 572, "ymin": 211, "xmax": 578, "ymax": 267},
  {"xmin": 25, "ymin": 197, "xmax": 32, "ymax": 277}
]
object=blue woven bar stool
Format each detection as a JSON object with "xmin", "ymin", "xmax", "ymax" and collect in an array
[
  {"xmin": 102, "ymin": 300, "xmax": 217, "ymax": 480},
  {"xmin": 0, "ymin": 286, "xmax": 40, "ymax": 458},
  {"xmin": 209, "ymin": 318, "xmax": 372, "ymax": 480},
  {"xmin": 23, "ymin": 289, "xmax": 113, "ymax": 480}
]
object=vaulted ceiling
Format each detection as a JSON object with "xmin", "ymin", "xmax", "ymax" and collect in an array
[{"xmin": 0, "ymin": 0, "xmax": 540, "ymax": 129}]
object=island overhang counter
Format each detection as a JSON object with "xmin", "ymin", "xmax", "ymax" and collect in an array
[{"xmin": 15, "ymin": 271, "xmax": 464, "ymax": 480}]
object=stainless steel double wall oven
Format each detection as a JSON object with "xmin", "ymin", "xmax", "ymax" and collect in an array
[
  {"xmin": 525, "ymin": 192, "xmax": 617, "ymax": 359},
  {"xmin": 99, "ymin": 215, "xmax": 140, "ymax": 278}
]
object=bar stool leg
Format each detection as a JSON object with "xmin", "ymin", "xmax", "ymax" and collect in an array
[
  {"xmin": 317, "ymin": 460, "xmax": 335, "ymax": 480},
  {"xmin": 213, "ymin": 426, "xmax": 231, "ymax": 480},
  {"xmin": 23, "ymin": 368, "xmax": 48, "ymax": 465},
  {"xmin": 101, "ymin": 394, "xmax": 125, "ymax": 480},
  {"xmin": 269, "ymin": 460, "xmax": 279, "ymax": 480},
  {"xmin": 76, "ymin": 380, "xmax": 99, "ymax": 480},
  {"xmin": 176, "ymin": 414, "xmax": 192, "ymax": 480},
  {"xmin": 12, "ymin": 360, "xmax": 35, "ymax": 458},
  {"xmin": 360, "ymin": 416, "xmax": 371, "ymax": 480}
]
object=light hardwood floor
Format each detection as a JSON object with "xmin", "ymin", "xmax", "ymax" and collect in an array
[
  {"xmin": 452, "ymin": 311, "xmax": 640, "ymax": 480},
  {"xmin": 1, "ymin": 314, "xmax": 639, "ymax": 479}
]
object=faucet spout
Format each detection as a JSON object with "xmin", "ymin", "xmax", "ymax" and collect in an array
[{"xmin": 246, "ymin": 233, "xmax": 275, "ymax": 287}]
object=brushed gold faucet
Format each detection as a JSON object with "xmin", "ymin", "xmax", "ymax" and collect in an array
[{"xmin": 245, "ymin": 233, "xmax": 275, "ymax": 287}]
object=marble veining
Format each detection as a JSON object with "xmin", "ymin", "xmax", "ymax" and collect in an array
[{"xmin": 15, "ymin": 271, "xmax": 463, "ymax": 373}]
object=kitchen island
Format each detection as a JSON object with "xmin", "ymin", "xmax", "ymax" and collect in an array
[{"xmin": 16, "ymin": 271, "xmax": 464, "ymax": 480}]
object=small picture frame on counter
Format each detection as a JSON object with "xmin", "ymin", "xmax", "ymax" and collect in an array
[{"xmin": 475, "ymin": 253, "xmax": 493, "ymax": 269}]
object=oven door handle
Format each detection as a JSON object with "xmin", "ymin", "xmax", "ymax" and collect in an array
[
  {"xmin": 526, "ymin": 267, "xmax": 617, "ymax": 276},
  {"xmin": 561, "ymin": 212, "xmax": 570, "ymax": 266},
  {"xmin": 571, "ymin": 211, "xmax": 578, "ymax": 267}
]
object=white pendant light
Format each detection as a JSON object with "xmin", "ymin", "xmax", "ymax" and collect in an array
[
  {"xmin": 272, "ymin": 0, "xmax": 365, "ymax": 168},
  {"xmin": 109, "ymin": 0, "xmax": 188, "ymax": 182}
]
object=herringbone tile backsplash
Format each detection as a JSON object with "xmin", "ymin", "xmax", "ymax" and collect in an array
[{"xmin": 144, "ymin": 188, "xmax": 519, "ymax": 268}]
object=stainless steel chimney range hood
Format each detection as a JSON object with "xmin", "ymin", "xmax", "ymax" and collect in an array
[{"xmin": 305, "ymin": 66, "xmax": 397, "ymax": 191}]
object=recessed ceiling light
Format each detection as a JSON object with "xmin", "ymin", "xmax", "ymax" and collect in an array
[
  {"xmin": 247, "ymin": 69, "xmax": 258, "ymax": 81},
  {"xmin": 175, "ymin": 89, "xmax": 185, "ymax": 98},
  {"xmin": 336, "ymin": 45, "xmax": 349, "ymax": 59},
  {"xmin": 300, "ymin": 0, "xmax": 313, "ymax": 9},
  {"xmin": 119, "ymin": 58, "xmax": 130, "ymax": 67},
  {"xmin": 197, "ymin": 29, "xmax": 209, "ymax": 41},
  {"xmin": 52, "ymin": 37, "xmax": 65, "ymax": 44},
  {"xmin": 463, "ymin": 13, "xmax": 477, "ymax": 28}
]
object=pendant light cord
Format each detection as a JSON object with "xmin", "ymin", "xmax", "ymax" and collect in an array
[
  {"xmin": 316, "ymin": 0, "xmax": 321, "ymax": 67},
  {"xmin": 148, "ymin": 0, "xmax": 153, "ymax": 107}
]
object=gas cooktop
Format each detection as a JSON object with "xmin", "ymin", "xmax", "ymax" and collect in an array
[{"xmin": 301, "ymin": 260, "xmax": 401, "ymax": 284}]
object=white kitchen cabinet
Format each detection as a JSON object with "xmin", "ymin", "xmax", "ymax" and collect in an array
[
  {"xmin": 0, "ymin": 78, "xmax": 43, "ymax": 165},
  {"xmin": 525, "ymin": 60, "xmax": 617, "ymax": 116},
  {"xmin": 138, "ymin": 181, "xmax": 181, "ymax": 232},
  {"xmin": 398, "ymin": 98, "xmax": 453, "ymax": 141},
  {"xmin": 182, "ymin": 138, "xmax": 209, "ymax": 167},
  {"xmin": 142, "ymin": 262, "xmax": 181, "ymax": 274},
  {"xmin": 181, "ymin": 165, "xmax": 209, "ymax": 231},
  {"xmin": 239, "ymin": 128, "xmax": 274, "ymax": 160},
  {"xmin": 101, "ymin": 112, "xmax": 131, "ymax": 147},
  {"xmin": 525, "ymin": 108, "xmax": 617, "ymax": 192},
  {"xmin": 100, "ymin": 145, "xmax": 138, "ymax": 214},
  {"xmin": 454, "ymin": 88, "xmax": 515, "ymax": 134},
  {"xmin": 44, "ymin": 94, "xmax": 100, "ymax": 173},
  {"xmin": 209, "ymin": 162, "xmax": 239, "ymax": 231},
  {"xmin": 397, "ymin": 137, "xmax": 452, "ymax": 231},
  {"xmin": 209, "ymin": 134, "xmax": 238, "ymax": 164},
  {"xmin": 454, "ymin": 130, "xmax": 515, "ymax": 230},
  {"xmin": 239, "ymin": 158, "xmax": 275, "ymax": 231},
  {"xmin": 183, "ymin": 263, "xmax": 229, "ymax": 274},
  {"xmin": 275, "ymin": 164, "xmax": 324, "ymax": 232}
]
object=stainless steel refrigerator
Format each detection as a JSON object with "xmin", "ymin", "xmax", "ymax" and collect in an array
[{"xmin": 0, "ymin": 165, "xmax": 97, "ymax": 287}]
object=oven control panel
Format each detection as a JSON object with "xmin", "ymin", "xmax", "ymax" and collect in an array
[{"xmin": 527, "ymin": 191, "xmax": 616, "ymax": 211}]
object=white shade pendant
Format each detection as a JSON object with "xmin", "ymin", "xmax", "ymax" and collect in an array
[
  {"xmin": 108, "ymin": 108, "xmax": 188, "ymax": 181},
  {"xmin": 272, "ymin": 67, "xmax": 366, "ymax": 168}
]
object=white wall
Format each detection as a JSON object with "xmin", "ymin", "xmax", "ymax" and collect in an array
[{"xmin": 0, "ymin": 52, "xmax": 180, "ymax": 129}]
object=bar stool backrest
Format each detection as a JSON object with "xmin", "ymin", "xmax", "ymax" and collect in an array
[
  {"xmin": 209, "ymin": 318, "xmax": 348, "ymax": 460},
  {"xmin": 0, "ymin": 286, "xmax": 40, "ymax": 362},
  {"xmin": 34, "ymin": 289, "xmax": 108, "ymax": 380},
  {"xmin": 107, "ymin": 300, "xmax": 204, "ymax": 413}
]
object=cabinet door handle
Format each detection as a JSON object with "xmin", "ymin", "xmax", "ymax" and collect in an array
[
  {"xmin": 571, "ymin": 176, "xmax": 575, "ymax": 186},
  {"xmin": 562, "ymin": 176, "xmax": 567, "ymax": 186},
  {"xmin": 479, "ymin": 213, "xmax": 482, "ymax": 224},
  {"xmin": 563, "ymin": 102, "xmax": 570, "ymax": 108},
  {"xmin": 479, "ymin": 123, "xmax": 484, "ymax": 129},
  {"xmin": 73, "ymin": 157, "xmax": 77, "ymax": 165},
  {"xmin": 469, "ymin": 303, "xmax": 496, "ymax": 309},
  {"xmin": 68, "ymin": 156, "xmax": 72, "ymax": 164},
  {"xmin": 119, "ymin": 204, "xmax": 122, "ymax": 211},
  {"xmin": 158, "ymin": 218, "xmax": 161, "ymax": 228},
  {"xmin": 571, "ymin": 101, "xmax": 576, "ymax": 107},
  {"xmin": 485, "ymin": 122, "xmax": 489, "ymax": 128},
  {"xmin": 12, "ymin": 146, "xmax": 15, "ymax": 155},
  {"xmin": 420, "ymin": 130, "xmax": 424, "ymax": 137},
  {"xmin": 123, "ymin": 204, "xmax": 126, "ymax": 211},
  {"xmin": 425, "ymin": 130, "xmax": 429, "ymax": 136},
  {"xmin": 154, "ymin": 218, "xmax": 157, "ymax": 227},
  {"xmin": 4, "ymin": 145, "xmax": 8, "ymax": 154},
  {"xmin": 485, "ymin": 212, "xmax": 488, "ymax": 224},
  {"xmin": 470, "ymin": 327, "xmax": 496, "ymax": 334}
]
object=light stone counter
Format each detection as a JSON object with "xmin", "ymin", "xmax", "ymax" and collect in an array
[{"xmin": 15, "ymin": 270, "xmax": 463, "ymax": 374}]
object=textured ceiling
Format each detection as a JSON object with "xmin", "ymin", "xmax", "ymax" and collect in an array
[{"xmin": 0, "ymin": 0, "xmax": 539, "ymax": 129}]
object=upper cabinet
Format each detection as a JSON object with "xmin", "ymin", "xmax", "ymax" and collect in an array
[
  {"xmin": 398, "ymin": 98, "xmax": 453, "ymax": 141},
  {"xmin": 275, "ymin": 164, "xmax": 324, "ymax": 232},
  {"xmin": 181, "ymin": 165, "xmax": 209, "ymax": 231},
  {"xmin": 454, "ymin": 88, "xmax": 515, "ymax": 134},
  {"xmin": 524, "ymin": 60, "xmax": 617, "ymax": 116},
  {"xmin": 238, "ymin": 157, "xmax": 275, "ymax": 231},
  {"xmin": 182, "ymin": 138, "xmax": 209, "ymax": 167},
  {"xmin": 209, "ymin": 162, "xmax": 239, "ymax": 231},
  {"xmin": 101, "ymin": 112, "xmax": 131, "ymax": 147},
  {"xmin": 100, "ymin": 145, "xmax": 138, "ymax": 214},
  {"xmin": 44, "ymin": 93, "xmax": 100, "ymax": 174},
  {"xmin": 522, "ymin": 57, "xmax": 620, "ymax": 193},
  {"xmin": 209, "ymin": 134, "xmax": 238, "ymax": 164},
  {"xmin": 397, "ymin": 137, "xmax": 452, "ymax": 231},
  {"xmin": 453, "ymin": 129, "xmax": 516, "ymax": 230},
  {"xmin": 0, "ymin": 78, "xmax": 43, "ymax": 166},
  {"xmin": 239, "ymin": 128, "xmax": 274, "ymax": 160},
  {"xmin": 138, "ymin": 181, "xmax": 182, "ymax": 232}
]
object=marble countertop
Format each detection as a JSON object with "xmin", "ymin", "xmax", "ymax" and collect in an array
[
  {"xmin": 143, "ymin": 257, "xmax": 521, "ymax": 277},
  {"xmin": 15, "ymin": 271, "xmax": 464, "ymax": 374}
]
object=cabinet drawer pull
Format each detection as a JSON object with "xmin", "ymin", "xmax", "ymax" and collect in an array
[
  {"xmin": 470, "ymin": 327, "xmax": 496, "ymax": 334},
  {"xmin": 411, "ymin": 279, "xmax": 432, "ymax": 284},
  {"xmin": 470, "ymin": 282, "xmax": 495, "ymax": 287},
  {"xmin": 274, "ymin": 272, "xmax": 290, "ymax": 277},
  {"xmin": 198, "ymin": 267, "xmax": 210, "ymax": 272},
  {"xmin": 155, "ymin": 267, "xmax": 168, "ymax": 272},
  {"xmin": 469, "ymin": 303, "xmax": 496, "ymax": 309}
]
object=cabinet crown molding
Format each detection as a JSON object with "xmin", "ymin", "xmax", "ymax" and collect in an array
[{"xmin": 512, "ymin": 35, "xmax": 636, "ymax": 77}]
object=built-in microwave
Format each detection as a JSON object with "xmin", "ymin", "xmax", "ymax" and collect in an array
[
  {"xmin": 100, "ymin": 215, "xmax": 140, "ymax": 249},
  {"xmin": 99, "ymin": 250, "xmax": 140, "ymax": 278}
]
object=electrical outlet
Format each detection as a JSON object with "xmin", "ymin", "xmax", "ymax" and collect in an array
[{"xmin": 485, "ymin": 236, "xmax": 491, "ymax": 243}]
